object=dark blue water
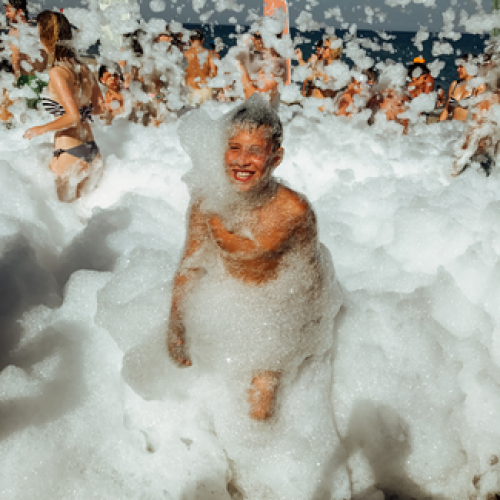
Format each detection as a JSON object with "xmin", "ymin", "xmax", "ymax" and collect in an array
[{"xmin": 191, "ymin": 24, "xmax": 488, "ymax": 91}]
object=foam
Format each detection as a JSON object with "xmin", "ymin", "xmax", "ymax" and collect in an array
[{"xmin": 2, "ymin": 2, "xmax": 500, "ymax": 498}]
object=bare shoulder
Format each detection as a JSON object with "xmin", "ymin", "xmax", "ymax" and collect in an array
[
  {"xmin": 49, "ymin": 65, "xmax": 73, "ymax": 81},
  {"xmin": 275, "ymin": 185, "xmax": 313, "ymax": 220}
]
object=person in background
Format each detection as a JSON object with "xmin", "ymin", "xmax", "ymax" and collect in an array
[
  {"xmin": 367, "ymin": 84, "xmax": 411, "ymax": 134},
  {"xmin": 23, "ymin": 11, "xmax": 105, "ymax": 202},
  {"xmin": 6, "ymin": 0, "xmax": 48, "ymax": 108},
  {"xmin": 337, "ymin": 67, "xmax": 378, "ymax": 117},
  {"xmin": 299, "ymin": 38, "xmax": 341, "ymax": 100},
  {"xmin": 118, "ymin": 30, "xmax": 144, "ymax": 91},
  {"xmin": 436, "ymin": 86, "xmax": 446, "ymax": 108},
  {"xmin": 406, "ymin": 56, "xmax": 435, "ymax": 99},
  {"xmin": 439, "ymin": 54, "xmax": 486, "ymax": 122},
  {"xmin": 184, "ymin": 28, "xmax": 217, "ymax": 106},
  {"xmin": 452, "ymin": 57, "xmax": 500, "ymax": 176},
  {"xmin": 237, "ymin": 31, "xmax": 286, "ymax": 102},
  {"xmin": 0, "ymin": 54, "xmax": 15, "ymax": 123},
  {"xmin": 99, "ymin": 65, "xmax": 125, "ymax": 123}
]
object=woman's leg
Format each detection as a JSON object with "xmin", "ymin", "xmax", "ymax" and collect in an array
[{"xmin": 50, "ymin": 153, "xmax": 88, "ymax": 202}]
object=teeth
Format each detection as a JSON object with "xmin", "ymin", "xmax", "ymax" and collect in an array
[{"xmin": 235, "ymin": 171, "xmax": 252, "ymax": 180}]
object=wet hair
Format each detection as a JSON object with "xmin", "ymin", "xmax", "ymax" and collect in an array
[
  {"xmin": 99, "ymin": 64, "xmax": 122, "ymax": 82},
  {"xmin": 190, "ymin": 28, "xmax": 204, "ymax": 42},
  {"xmin": 363, "ymin": 67, "xmax": 379, "ymax": 83},
  {"xmin": 123, "ymin": 30, "xmax": 144, "ymax": 56},
  {"xmin": 37, "ymin": 11, "xmax": 76, "ymax": 62},
  {"xmin": 458, "ymin": 53, "xmax": 476, "ymax": 66},
  {"xmin": 230, "ymin": 101, "xmax": 283, "ymax": 151},
  {"xmin": 408, "ymin": 62, "xmax": 430, "ymax": 79},
  {"xmin": 0, "ymin": 57, "xmax": 13, "ymax": 73},
  {"xmin": 8, "ymin": 0, "xmax": 28, "ymax": 18},
  {"xmin": 171, "ymin": 32, "xmax": 187, "ymax": 52},
  {"xmin": 326, "ymin": 37, "xmax": 342, "ymax": 60}
]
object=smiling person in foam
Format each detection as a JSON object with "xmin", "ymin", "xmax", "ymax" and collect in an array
[{"xmin": 168, "ymin": 94, "xmax": 343, "ymax": 422}]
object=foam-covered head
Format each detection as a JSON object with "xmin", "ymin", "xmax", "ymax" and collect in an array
[
  {"xmin": 179, "ymin": 95, "xmax": 284, "ymax": 213},
  {"xmin": 226, "ymin": 97, "xmax": 284, "ymax": 193},
  {"xmin": 230, "ymin": 98, "xmax": 283, "ymax": 150}
]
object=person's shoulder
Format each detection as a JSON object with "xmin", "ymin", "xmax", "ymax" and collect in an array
[
  {"xmin": 276, "ymin": 185, "xmax": 312, "ymax": 218},
  {"xmin": 49, "ymin": 65, "xmax": 73, "ymax": 80}
]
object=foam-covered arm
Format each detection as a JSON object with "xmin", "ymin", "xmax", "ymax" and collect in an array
[
  {"xmin": 208, "ymin": 200, "xmax": 311, "ymax": 259},
  {"xmin": 167, "ymin": 201, "xmax": 208, "ymax": 366}
]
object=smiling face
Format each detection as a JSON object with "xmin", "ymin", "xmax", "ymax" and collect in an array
[
  {"xmin": 6, "ymin": 4, "xmax": 22, "ymax": 22},
  {"xmin": 224, "ymin": 127, "xmax": 283, "ymax": 193},
  {"xmin": 101, "ymin": 71, "xmax": 120, "ymax": 91}
]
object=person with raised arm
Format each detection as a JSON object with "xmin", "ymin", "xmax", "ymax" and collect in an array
[
  {"xmin": 23, "ymin": 11, "xmax": 105, "ymax": 202},
  {"xmin": 236, "ymin": 31, "xmax": 286, "ymax": 102},
  {"xmin": 167, "ymin": 97, "xmax": 343, "ymax": 422},
  {"xmin": 184, "ymin": 28, "xmax": 217, "ymax": 106},
  {"xmin": 300, "ymin": 37, "xmax": 341, "ymax": 100}
]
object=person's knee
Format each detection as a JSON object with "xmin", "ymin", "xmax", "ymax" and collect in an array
[{"xmin": 249, "ymin": 372, "xmax": 279, "ymax": 421}]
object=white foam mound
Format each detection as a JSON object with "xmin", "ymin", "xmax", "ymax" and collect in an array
[{"xmin": 0, "ymin": 97, "xmax": 500, "ymax": 499}]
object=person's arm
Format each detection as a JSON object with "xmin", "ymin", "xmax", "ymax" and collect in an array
[
  {"xmin": 208, "ymin": 52, "xmax": 217, "ymax": 78},
  {"xmin": 208, "ymin": 196, "xmax": 309, "ymax": 260},
  {"xmin": 237, "ymin": 60, "xmax": 278, "ymax": 99},
  {"xmin": 439, "ymin": 81, "xmax": 456, "ymax": 122},
  {"xmin": 10, "ymin": 42, "xmax": 21, "ymax": 79},
  {"xmin": 424, "ymin": 75, "xmax": 435, "ymax": 94},
  {"xmin": 23, "ymin": 67, "xmax": 81, "ymax": 139},
  {"xmin": 337, "ymin": 91, "xmax": 353, "ymax": 116},
  {"xmin": 167, "ymin": 201, "xmax": 208, "ymax": 366},
  {"xmin": 302, "ymin": 75, "xmax": 312, "ymax": 97}
]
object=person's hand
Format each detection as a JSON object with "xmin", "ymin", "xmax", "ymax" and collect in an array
[
  {"xmin": 167, "ymin": 322, "xmax": 191, "ymax": 367},
  {"xmin": 23, "ymin": 125, "xmax": 44, "ymax": 140}
]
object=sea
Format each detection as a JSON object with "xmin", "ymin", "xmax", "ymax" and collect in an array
[{"xmin": 195, "ymin": 25, "xmax": 489, "ymax": 89}]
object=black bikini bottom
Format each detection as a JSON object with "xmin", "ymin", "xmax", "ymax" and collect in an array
[{"xmin": 53, "ymin": 141, "xmax": 99, "ymax": 164}]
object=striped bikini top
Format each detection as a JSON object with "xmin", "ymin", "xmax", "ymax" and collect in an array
[{"xmin": 41, "ymin": 97, "xmax": 94, "ymax": 123}]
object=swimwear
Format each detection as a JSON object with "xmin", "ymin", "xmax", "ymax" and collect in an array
[
  {"xmin": 449, "ymin": 95, "xmax": 474, "ymax": 111},
  {"xmin": 41, "ymin": 97, "xmax": 94, "ymax": 123},
  {"xmin": 53, "ymin": 141, "xmax": 99, "ymax": 164}
]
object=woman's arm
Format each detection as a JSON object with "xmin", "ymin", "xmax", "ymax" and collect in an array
[
  {"xmin": 439, "ymin": 81, "xmax": 456, "ymax": 122},
  {"xmin": 23, "ymin": 67, "xmax": 81, "ymax": 139}
]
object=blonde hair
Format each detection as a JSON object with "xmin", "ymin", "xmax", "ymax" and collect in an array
[
  {"xmin": 326, "ymin": 37, "xmax": 342, "ymax": 61},
  {"xmin": 37, "ymin": 10, "xmax": 76, "ymax": 62}
]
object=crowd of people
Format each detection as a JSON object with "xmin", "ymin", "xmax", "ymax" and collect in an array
[{"xmin": 1, "ymin": 0, "xmax": 499, "ymax": 203}]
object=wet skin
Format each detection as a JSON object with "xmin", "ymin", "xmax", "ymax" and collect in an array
[{"xmin": 167, "ymin": 127, "xmax": 316, "ymax": 420}]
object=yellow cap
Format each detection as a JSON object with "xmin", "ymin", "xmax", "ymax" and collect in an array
[{"xmin": 414, "ymin": 56, "xmax": 425, "ymax": 64}]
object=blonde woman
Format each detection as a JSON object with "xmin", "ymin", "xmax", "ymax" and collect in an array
[
  {"xmin": 439, "ymin": 55, "xmax": 486, "ymax": 122},
  {"xmin": 23, "ymin": 11, "xmax": 104, "ymax": 202}
]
